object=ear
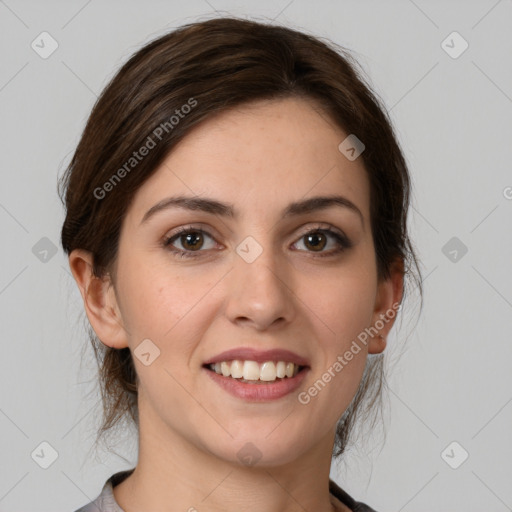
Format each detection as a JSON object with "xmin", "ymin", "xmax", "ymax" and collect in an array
[
  {"xmin": 368, "ymin": 257, "xmax": 404, "ymax": 354},
  {"xmin": 68, "ymin": 249, "xmax": 129, "ymax": 349}
]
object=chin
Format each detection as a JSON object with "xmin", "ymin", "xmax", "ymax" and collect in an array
[{"xmin": 207, "ymin": 434, "xmax": 308, "ymax": 469}]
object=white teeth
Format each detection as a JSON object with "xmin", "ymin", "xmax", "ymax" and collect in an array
[
  {"xmin": 221, "ymin": 361, "xmax": 230, "ymax": 377},
  {"xmin": 260, "ymin": 361, "xmax": 276, "ymax": 381},
  {"xmin": 230, "ymin": 360, "xmax": 244, "ymax": 378},
  {"xmin": 243, "ymin": 361, "xmax": 260, "ymax": 380},
  {"xmin": 208, "ymin": 360, "xmax": 302, "ymax": 381}
]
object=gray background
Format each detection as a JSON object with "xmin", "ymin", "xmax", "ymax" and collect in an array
[{"xmin": 1, "ymin": 1, "xmax": 511, "ymax": 511}]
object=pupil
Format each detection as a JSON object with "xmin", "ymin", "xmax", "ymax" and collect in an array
[
  {"xmin": 183, "ymin": 232, "xmax": 203, "ymax": 250},
  {"xmin": 306, "ymin": 233, "xmax": 325, "ymax": 251}
]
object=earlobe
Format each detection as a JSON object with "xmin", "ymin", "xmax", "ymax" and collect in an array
[
  {"xmin": 68, "ymin": 249, "xmax": 129, "ymax": 349},
  {"xmin": 368, "ymin": 258, "xmax": 404, "ymax": 354}
]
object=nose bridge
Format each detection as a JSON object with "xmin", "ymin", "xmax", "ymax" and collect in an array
[{"xmin": 225, "ymin": 236, "xmax": 295, "ymax": 329}]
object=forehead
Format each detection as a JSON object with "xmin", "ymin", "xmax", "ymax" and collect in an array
[{"xmin": 127, "ymin": 97, "xmax": 370, "ymax": 223}]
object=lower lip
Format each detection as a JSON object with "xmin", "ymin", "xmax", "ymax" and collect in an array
[{"xmin": 203, "ymin": 367, "xmax": 309, "ymax": 402}]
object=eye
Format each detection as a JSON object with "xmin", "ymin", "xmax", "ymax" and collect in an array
[
  {"xmin": 291, "ymin": 227, "xmax": 351, "ymax": 256},
  {"xmin": 163, "ymin": 227, "xmax": 218, "ymax": 258},
  {"xmin": 162, "ymin": 225, "xmax": 352, "ymax": 259}
]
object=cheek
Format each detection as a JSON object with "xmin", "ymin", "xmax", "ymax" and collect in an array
[
  {"xmin": 117, "ymin": 251, "xmax": 175, "ymax": 322},
  {"xmin": 298, "ymin": 278, "xmax": 373, "ymax": 420},
  {"xmin": 300, "ymin": 264, "xmax": 376, "ymax": 345},
  {"xmin": 116, "ymin": 256, "xmax": 221, "ymax": 355}
]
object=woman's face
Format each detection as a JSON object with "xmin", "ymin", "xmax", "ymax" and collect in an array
[{"xmin": 96, "ymin": 97, "xmax": 400, "ymax": 466}]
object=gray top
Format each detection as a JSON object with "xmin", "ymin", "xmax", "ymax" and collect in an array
[{"xmin": 74, "ymin": 468, "xmax": 377, "ymax": 512}]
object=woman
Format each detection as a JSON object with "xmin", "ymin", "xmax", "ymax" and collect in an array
[{"xmin": 61, "ymin": 16, "xmax": 422, "ymax": 512}]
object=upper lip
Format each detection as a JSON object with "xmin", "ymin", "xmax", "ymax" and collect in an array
[{"xmin": 203, "ymin": 347, "xmax": 310, "ymax": 367}]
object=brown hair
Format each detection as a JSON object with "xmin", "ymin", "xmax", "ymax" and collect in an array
[{"xmin": 59, "ymin": 16, "xmax": 422, "ymax": 459}]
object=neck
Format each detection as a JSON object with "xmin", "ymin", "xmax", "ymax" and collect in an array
[{"xmin": 113, "ymin": 398, "xmax": 345, "ymax": 512}]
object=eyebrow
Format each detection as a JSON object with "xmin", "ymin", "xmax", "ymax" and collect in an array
[{"xmin": 140, "ymin": 194, "xmax": 364, "ymax": 227}]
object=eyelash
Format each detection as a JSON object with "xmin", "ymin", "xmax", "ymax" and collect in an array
[{"xmin": 162, "ymin": 225, "xmax": 352, "ymax": 259}]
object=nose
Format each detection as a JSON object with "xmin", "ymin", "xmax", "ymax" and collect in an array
[{"xmin": 224, "ymin": 245, "xmax": 296, "ymax": 331}]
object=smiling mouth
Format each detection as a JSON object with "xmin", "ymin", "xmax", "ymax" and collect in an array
[{"xmin": 203, "ymin": 360, "xmax": 307, "ymax": 384}]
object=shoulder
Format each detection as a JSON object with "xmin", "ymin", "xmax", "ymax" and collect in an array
[
  {"xmin": 329, "ymin": 478, "xmax": 379, "ymax": 512},
  {"xmin": 73, "ymin": 469, "xmax": 135, "ymax": 512},
  {"xmin": 74, "ymin": 472, "xmax": 376, "ymax": 512}
]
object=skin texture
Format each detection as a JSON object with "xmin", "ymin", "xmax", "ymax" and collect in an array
[{"xmin": 70, "ymin": 97, "xmax": 403, "ymax": 512}]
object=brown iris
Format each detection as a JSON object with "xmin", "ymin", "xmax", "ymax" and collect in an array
[
  {"xmin": 180, "ymin": 231, "xmax": 204, "ymax": 251},
  {"xmin": 304, "ymin": 232, "xmax": 327, "ymax": 252}
]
